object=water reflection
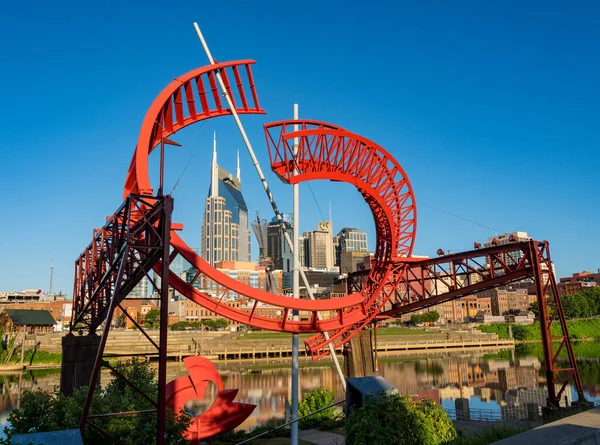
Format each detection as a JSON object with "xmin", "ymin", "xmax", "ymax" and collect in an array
[{"xmin": 0, "ymin": 351, "xmax": 598, "ymax": 432}]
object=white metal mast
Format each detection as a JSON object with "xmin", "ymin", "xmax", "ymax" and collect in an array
[
  {"xmin": 49, "ymin": 260, "xmax": 54, "ymax": 295},
  {"xmin": 291, "ymin": 104, "xmax": 300, "ymax": 445}
]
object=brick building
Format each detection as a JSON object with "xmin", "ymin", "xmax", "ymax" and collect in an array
[
  {"xmin": 478, "ymin": 287, "xmax": 532, "ymax": 316},
  {"xmin": 558, "ymin": 270, "xmax": 600, "ymax": 297}
]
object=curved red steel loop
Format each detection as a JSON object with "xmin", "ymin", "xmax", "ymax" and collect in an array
[
  {"xmin": 166, "ymin": 356, "xmax": 255, "ymax": 442},
  {"xmin": 124, "ymin": 60, "xmax": 266, "ymax": 197},
  {"xmin": 263, "ymin": 121, "xmax": 416, "ymax": 356},
  {"xmin": 125, "ymin": 63, "xmax": 417, "ymax": 348}
]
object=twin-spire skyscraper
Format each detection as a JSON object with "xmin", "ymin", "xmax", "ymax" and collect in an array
[{"xmin": 201, "ymin": 132, "xmax": 251, "ymax": 265}]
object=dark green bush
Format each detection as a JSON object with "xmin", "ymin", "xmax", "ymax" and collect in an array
[{"xmin": 346, "ymin": 394, "xmax": 456, "ymax": 445}]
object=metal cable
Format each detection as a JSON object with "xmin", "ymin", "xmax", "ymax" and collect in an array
[
  {"xmin": 417, "ymin": 200, "xmax": 507, "ymax": 235},
  {"xmin": 307, "ymin": 181, "xmax": 327, "ymax": 222},
  {"xmin": 170, "ymin": 120, "xmax": 207, "ymax": 195}
]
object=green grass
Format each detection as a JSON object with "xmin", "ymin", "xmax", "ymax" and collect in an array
[
  {"xmin": 0, "ymin": 349, "xmax": 62, "ymax": 365},
  {"xmin": 477, "ymin": 319, "xmax": 600, "ymax": 341},
  {"xmin": 23, "ymin": 350, "xmax": 62, "ymax": 365}
]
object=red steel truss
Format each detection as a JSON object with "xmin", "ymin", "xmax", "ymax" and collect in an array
[
  {"xmin": 123, "ymin": 60, "xmax": 265, "ymax": 197},
  {"xmin": 71, "ymin": 194, "xmax": 174, "ymax": 444},
  {"xmin": 264, "ymin": 120, "xmax": 417, "ymax": 353},
  {"xmin": 338, "ymin": 240, "xmax": 584, "ymax": 408}
]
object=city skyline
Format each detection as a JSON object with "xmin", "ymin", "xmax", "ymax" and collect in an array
[{"xmin": 1, "ymin": 2, "xmax": 599, "ymax": 293}]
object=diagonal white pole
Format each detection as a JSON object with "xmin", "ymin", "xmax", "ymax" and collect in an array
[{"xmin": 192, "ymin": 23, "xmax": 346, "ymax": 391}]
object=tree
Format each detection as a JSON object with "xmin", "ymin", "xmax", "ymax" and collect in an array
[
  {"xmin": 563, "ymin": 293, "xmax": 591, "ymax": 318},
  {"xmin": 410, "ymin": 314, "xmax": 425, "ymax": 325},
  {"xmin": 115, "ymin": 313, "xmax": 126, "ymax": 328},
  {"xmin": 410, "ymin": 311, "xmax": 439, "ymax": 325},
  {"xmin": 346, "ymin": 393, "xmax": 456, "ymax": 445},
  {"xmin": 144, "ymin": 309, "xmax": 160, "ymax": 328},
  {"xmin": 424, "ymin": 311, "xmax": 440, "ymax": 323},
  {"xmin": 214, "ymin": 318, "xmax": 229, "ymax": 330},
  {"xmin": 528, "ymin": 301, "xmax": 539, "ymax": 317},
  {"xmin": 1, "ymin": 358, "xmax": 190, "ymax": 445},
  {"xmin": 202, "ymin": 320, "xmax": 217, "ymax": 330}
]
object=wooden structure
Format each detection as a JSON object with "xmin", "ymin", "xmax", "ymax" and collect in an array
[
  {"xmin": 343, "ymin": 330, "xmax": 376, "ymax": 378},
  {"xmin": 3, "ymin": 309, "xmax": 55, "ymax": 334}
]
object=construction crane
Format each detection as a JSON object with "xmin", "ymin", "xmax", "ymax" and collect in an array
[{"xmin": 251, "ymin": 211, "xmax": 278, "ymax": 294}]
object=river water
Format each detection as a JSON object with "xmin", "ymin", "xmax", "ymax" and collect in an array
[{"xmin": 1, "ymin": 347, "xmax": 598, "ymax": 433}]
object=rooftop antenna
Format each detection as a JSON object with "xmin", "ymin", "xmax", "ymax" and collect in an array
[
  {"xmin": 49, "ymin": 260, "xmax": 54, "ymax": 295},
  {"xmin": 236, "ymin": 149, "xmax": 241, "ymax": 181}
]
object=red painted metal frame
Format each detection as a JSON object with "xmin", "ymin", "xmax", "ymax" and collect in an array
[
  {"xmin": 71, "ymin": 195, "xmax": 170, "ymax": 333},
  {"xmin": 263, "ymin": 120, "xmax": 417, "ymax": 354},
  {"xmin": 73, "ymin": 194, "xmax": 173, "ymax": 445},
  {"xmin": 124, "ymin": 60, "xmax": 265, "ymax": 197},
  {"xmin": 350, "ymin": 240, "xmax": 583, "ymax": 409},
  {"xmin": 119, "ymin": 61, "xmax": 417, "ymax": 335}
]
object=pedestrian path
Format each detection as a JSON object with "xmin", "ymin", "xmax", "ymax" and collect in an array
[{"xmin": 299, "ymin": 429, "xmax": 345, "ymax": 445}]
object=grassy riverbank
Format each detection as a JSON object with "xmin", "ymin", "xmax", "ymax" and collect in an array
[
  {"xmin": 0, "ymin": 349, "xmax": 62, "ymax": 366},
  {"xmin": 477, "ymin": 319, "xmax": 600, "ymax": 341}
]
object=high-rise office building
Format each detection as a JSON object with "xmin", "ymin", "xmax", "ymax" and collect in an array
[
  {"xmin": 129, "ymin": 275, "xmax": 149, "ymax": 299},
  {"xmin": 267, "ymin": 213, "xmax": 294, "ymax": 273},
  {"xmin": 334, "ymin": 227, "xmax": 368, "ymax": 267},
  {"xmin": 307, "ymin": 221, "xmax": 334, "ymax": 270},
  {"xmin": 299, "ymin": 235, "xmax": 309, "ymax": 269},
  {"xmin": 201, "ymin": 134, "xmax": 251, "ymax": 265}
]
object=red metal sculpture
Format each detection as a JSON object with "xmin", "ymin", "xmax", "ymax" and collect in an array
[
  {"xmin": 122, "ymin": 66, "xmax": 417, "ymax": 335},
  {"xmin": 114, "ymin": 59, "xmax": 583, "ymax": 408},
  {"xmin": 71, "ymin": 54, "xmax": 584, "ymax": 445},
  {"xmin": 166, "ymin": 356, "xmax": 255, "ymax": 442}
]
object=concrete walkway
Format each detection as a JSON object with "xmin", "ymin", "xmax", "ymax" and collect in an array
[
  {"xmin": 492, "ymin": 407, "xmax": 600, "ymax": 444},
  {"xmin": 299, "ymin": 429, "xmax": 345, "ymax": 445}
]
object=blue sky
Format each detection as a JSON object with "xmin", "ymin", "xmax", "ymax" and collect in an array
[{"xmin": 0, "ymin": 1, "xmax": 598, "ymax": 295}]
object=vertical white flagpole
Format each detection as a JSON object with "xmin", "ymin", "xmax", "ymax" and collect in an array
[{"xmin": 291, "ymin": 104, "xmax": 300, "ymax": 445}]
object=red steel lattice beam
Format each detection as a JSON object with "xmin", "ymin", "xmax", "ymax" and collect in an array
[
  {"xmin": 73, "ymin": 194, "xmax": 173, "ymax": 444},
  {"xmin": 342, "ymin": 240, "xmax": 583, "ymax": 409}
]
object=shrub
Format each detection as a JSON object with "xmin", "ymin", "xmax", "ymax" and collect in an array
[
  {"xmin": 346, "ymin": 394, "xmax": 456, "ymax": 445},
  {"xmin": 298, "ymin": 388, "xmax": 337, "ymax": 429},
  {"xmin": 1, "ymin": 358, "xmax": 191, "ymax": 445}
]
